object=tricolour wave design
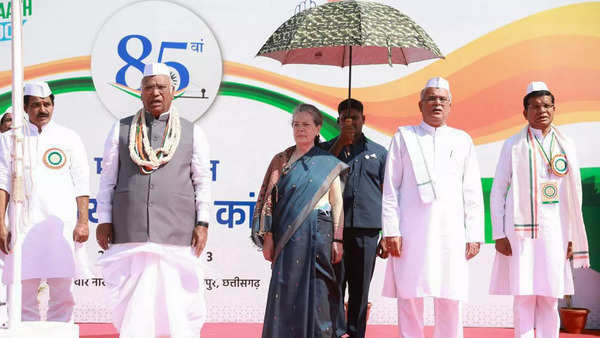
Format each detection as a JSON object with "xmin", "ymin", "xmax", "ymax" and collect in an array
[{"xmin": 1, "ymin": 3, "xmax": 598, "ymax": 145}]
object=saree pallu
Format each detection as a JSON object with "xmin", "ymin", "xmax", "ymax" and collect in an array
[{"xmin": 259, "ymin": 147, "xmax": 348, "ymax": 338}]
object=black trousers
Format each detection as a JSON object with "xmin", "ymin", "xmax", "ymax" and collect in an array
[{"xmin": 333, "ymin": 228, "xmax": 380, "ymax": 338}]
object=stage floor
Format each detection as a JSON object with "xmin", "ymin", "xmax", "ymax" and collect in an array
[{"xmin": 78, "ymin": 323, "xmax": 600, "ymax": 338}]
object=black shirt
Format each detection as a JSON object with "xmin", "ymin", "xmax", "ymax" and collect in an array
[{"xmin": 321, "ymin": 134, "xmax": 387, "ymax": 229}]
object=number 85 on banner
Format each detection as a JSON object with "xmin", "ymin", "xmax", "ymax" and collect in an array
[
  {"xmin": 91, "ymin": 1, "xmax": 222, "ymax": 120},
  {"xmin": 115, "ymin": 34, "xmax": 205, "ymax": 92}
]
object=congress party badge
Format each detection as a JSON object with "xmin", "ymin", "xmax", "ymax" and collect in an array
[
  {"xmin": 43, "ymin": 148, "xmax": 67, "ymax": 170},
  {"xmin": 541, "ymin": 181, "xmax": 559, "ymax": 204},
  {"xmin": 550, "ymin": 154, "xmax": 568, "ymax": 177}
]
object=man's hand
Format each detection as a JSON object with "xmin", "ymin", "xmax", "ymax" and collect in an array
[
  {"xmin": 73, "ymin": 221, "xmax": 89, "ymax": 243},
  {"xmin": 191, "ymin": 226, "xmax": 208, "ymax": 257},
  {"xmin": 329, "ymin": 119, "xmax": 356, "ymax": 157},
  {"xmin": 0, "ymin": 223, "xmax": 11, "ymax": 254},
  {"xmin": 465, "ymin": 242, "xmax": 481, "ymax": 260},
  {"xmin": 262, "ymin": 232, "xmax": 274, "ymax": 262},
  {"xmin": 338, "ymin": 118, "xmax": 355, "ymax": 147},
  {"xmin": 377, "ymin": 237, "xmax": 389, "ymax": 259},
  {"xmin": 566, "ymin": 241, "xmax": 573, "ymax": 260},
  {"xmin": 96, "ymin": 223, "xmax": 113, "ymax": 250},
  {"xmin": 331, "ymin": 242, "xmax": 343, "ymax": 264},
  {"xmin": 495, "ymin": 237, "xmax": 512, "ymax": 256},
  {"xmin": 386, "ymin": 236, "xmax": 402, "ymax": 257}
]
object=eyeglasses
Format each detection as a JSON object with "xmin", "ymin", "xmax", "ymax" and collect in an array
[
  {"xmin": 527, "ymin": 104, "xmax": 554, "ymax": 111},
  {"xmin": 425, "ymin": 96, "xmax": 450, "ymax": 104},
  {"xmin": 142, "ymin": 84, "xmax": 171, "ymax": 93}
]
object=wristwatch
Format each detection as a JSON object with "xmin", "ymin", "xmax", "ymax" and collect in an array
[{"xmin": 196, "ymin": 221, "xmax": 209, "ymax": 228}]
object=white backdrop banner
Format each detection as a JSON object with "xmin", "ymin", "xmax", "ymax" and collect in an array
[{"xmin": 0, "ymin": 0, "xmax": 598, "ymax": 328}]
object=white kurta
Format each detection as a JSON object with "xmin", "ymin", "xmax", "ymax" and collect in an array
[
  {"xmin": 382, "ymin": 122, "xmax": 484, "ymax": 301},
  {"xmin": 489, "ymin": 127, "xmax": 574, "ymax": 298},
  {"xmin": 0, "ymin": 120, "xmax": 90, "ymax": 281}
]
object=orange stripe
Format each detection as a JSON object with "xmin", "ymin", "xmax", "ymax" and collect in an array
[
  {"xmin": 0, "ymin": 56, "xmax": 91, "ymax": 88},
  {"xmin": 232, "ymin": 35, "xmax": 600, "ymax": 142},
  {"xmin": 0, "ymin": 3, "xmax": 597, "ymax": 146}
]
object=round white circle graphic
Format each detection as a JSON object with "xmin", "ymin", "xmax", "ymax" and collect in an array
[{"xmin": 91, "ymin": 1, "xmax": 222, "ymax": 122}]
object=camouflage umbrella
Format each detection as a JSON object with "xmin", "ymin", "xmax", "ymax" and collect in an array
[{"xmin": 257, "ymin": 0, "xmax": 444, "ymax": 100}]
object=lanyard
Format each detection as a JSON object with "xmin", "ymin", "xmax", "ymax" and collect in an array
[{"xmin": 533, "ymin": 133, "xmax": 554, "ymax": 166}]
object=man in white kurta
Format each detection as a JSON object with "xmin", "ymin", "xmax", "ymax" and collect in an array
[
  {"xmin": 0, "ymin": 82, "xmax": 90, "ymax": 321},
  {"xmin": 489, "ymin": 82, "xmax": 589, "ymax": 338},
  {"xmin": 96, "ymin": 63, "xmax": 211, "ymax": 338},
  {"xmin": 382, "ymin": 77, "xmax": 484, "ymax": 338}
]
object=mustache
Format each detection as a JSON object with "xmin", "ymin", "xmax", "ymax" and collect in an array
[{"xmin": 37, "ymin": 112, "xmax": 50, "ymax": 117}]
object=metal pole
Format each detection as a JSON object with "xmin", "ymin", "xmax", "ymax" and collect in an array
[
  {"xmin": 342, "ymin": 45, "xmax": 353, "ymax": 157},
  {"xmin": 347, "ymin": 45, "xmax": 352, "ymax": 102},
  {"xmin": 9, "ymin": 0, "xmax": 25, "ymax": 329}
]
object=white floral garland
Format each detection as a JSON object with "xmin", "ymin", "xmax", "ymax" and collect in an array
[{"xmin": 128, "ymin": 105, "xmax": 181, "ymax": 173}]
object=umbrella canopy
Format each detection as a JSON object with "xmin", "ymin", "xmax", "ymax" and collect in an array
[{"xmin": 257, "ymin": 0, "xmax": 443, "ymax": 67}]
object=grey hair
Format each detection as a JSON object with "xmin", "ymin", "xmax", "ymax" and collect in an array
[
  {"xmin": 420, "ymin": 87, "xmax": 452, "ymax": 102},
  {"xmin": 292, "ymin": 103, "xmax": 323, "ymax": 146},
  {"xmin": 292, "ymin": 103, "xmax": 323, "ymax": 127}
]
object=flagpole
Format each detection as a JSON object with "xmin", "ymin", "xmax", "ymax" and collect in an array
[
  {"xmin": 4, "ymin": 3, "xmax": 79, "ymax": 336},
  {"xmin": 9, "ymin": 0, "xmax": 25, "ymax": 329}
]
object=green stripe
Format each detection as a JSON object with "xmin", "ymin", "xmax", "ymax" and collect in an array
[
  {"xmin": 581, "ymin": 167, "xmax": 600, "ymax": 272},
  {"xmin": 219, "ymin": 82, "xmax": 338, "ymax": 140},
  {"xmin": 0, "ymin": 77, "xmax": 96, "ymax": 113},
  {"xmin": 108, "ymin": 83, "xmax": 140, "ymax": 99}
]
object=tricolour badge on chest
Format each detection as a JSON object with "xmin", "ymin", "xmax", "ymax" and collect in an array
[
  {"xmin": 550, "ymin": 154, "xmax": 569, "ymax": 177},
  {"xmin": 541, "ymin": 181, "xmax": 559, "ymax": 204},
  {"xmin": 43, "ymin": 148, "xmax": 67, "ymax": 169}
]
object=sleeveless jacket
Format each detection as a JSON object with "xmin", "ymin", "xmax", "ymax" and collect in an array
[{"xmin": 112, "ymin": 112, "xmax": 196, "ymax": 246}]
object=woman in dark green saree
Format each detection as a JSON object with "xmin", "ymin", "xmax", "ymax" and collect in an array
[{"xmin": 252, "ymin": 104, "xmax": 348, "ymax": 338}]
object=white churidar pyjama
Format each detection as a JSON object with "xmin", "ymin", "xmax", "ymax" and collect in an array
[{"xmin": 396, "ymin": 297, "xmax": 462, "ymax": 338}]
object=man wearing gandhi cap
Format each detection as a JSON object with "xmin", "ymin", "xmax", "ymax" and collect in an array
[
  {"xmin": 381, "ymin": 77, "xmax": 484, "ymax": 338},
  {"xmin": 96, "ymin": 63, "xmax": 211, "ymax": 337},
  {"xmin": 489, "ymin": 81, "xmax": 589, "ymax": 338},
  {"xmin": 0, "ymin": 81, "xmax": 90, "ymax": 321}
]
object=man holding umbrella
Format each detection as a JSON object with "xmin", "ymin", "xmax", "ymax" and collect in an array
[
  {"xmin": 257, "ymin": 4, "xmax": 445, "ymax": 334},
  {"xmin": 321, "ymin": 98, "xmax": 387, "ymax": 338}
]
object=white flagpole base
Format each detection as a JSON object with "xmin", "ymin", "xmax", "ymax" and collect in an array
[{"xmin": 0, "ymin": 321, "xmax": 78, "ymax": 338}]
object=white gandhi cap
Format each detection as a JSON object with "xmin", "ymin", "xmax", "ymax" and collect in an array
[
  {"xmin": 424, "ymin": 77, "xmax": 450, "ymax": 91},
  {"xmin": 24, "ymin": 82, "xmax": 52, "ymax": 97},
  {"xmin": 526, "ymin": 81, "xmax": 549, "ymax": 94},
  {"xmin": 143, "ymin": 63, "xmax": 171, "ymax": 77}
]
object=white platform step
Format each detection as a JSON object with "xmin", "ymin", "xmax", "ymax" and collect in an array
[{"xmin": 0, "ymin": 322, "xmax": 78, "ymax": 338}]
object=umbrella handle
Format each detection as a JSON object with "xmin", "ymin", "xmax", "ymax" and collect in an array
[{"xmin": 347, "ymin": 45, "xmax": 352, "ymax": 101}]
